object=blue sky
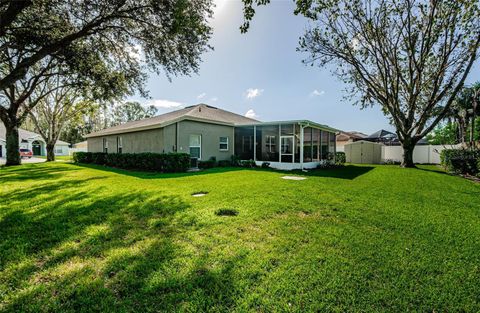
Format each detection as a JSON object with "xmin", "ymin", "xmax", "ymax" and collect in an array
[{"xmin": 130, "ymin": 0, "xmax": 480, "ymax": 135}]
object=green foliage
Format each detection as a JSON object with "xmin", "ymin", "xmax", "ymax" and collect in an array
[
  {"xmin": 73, "ymin": 152, "xmax": 190, "ymax": 173},
  {"xmin": 239, "ymin": 159, "xmax": 256, "ymax": 168},
  {"xmin": 440, "ymin": 149, "xmax": 480, "ymax": 175},
  {"xmin": 217, "ymin": 160, "xmax": 232, "ymax": 167},
  {"xmin": 111, "ymin": 102, "xmax": 158, "ymax": 126},
  {"xmin": 335, "ymin": 152, "xmax": 346, "ymax": 165},
  {"xmin": 230, "ymin": 155, "xmax": 241, "ymax": 166},
  {"xmin": 427, "ymin": 122, "xmax": 458, "ymax": 145},
  {"xmin": 261, "ymin": 162, "xmax": 271, "ymax": 168},
  {"xmin": 198, "ymin": 157, "xmax": 217, "ymax": 169},
  {"xmin": 0, "ymin": 0, "xmax": 213, "ymax": 92}
]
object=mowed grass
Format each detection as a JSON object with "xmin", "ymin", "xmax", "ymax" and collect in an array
[
  {"xmin": 0, "ymin": 163, "xmax": 479, "ymax": 312},
  {"xmin": 37, "ymin": 155, "xmax": 73, "ymax": 162}
]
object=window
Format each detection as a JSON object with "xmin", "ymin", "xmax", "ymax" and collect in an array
[
  {"xmin": 55, "ymin": 148, "xmax": 63, "ymax": 154},
  {"xmin": 265, "ymin": 135, "xmax": 276, "ymax": 152},
  {"xmin": 117, "ymin": 136, "xmax": 123, "ymax": 154},
  {"xmin": 189, "ymin": 134, "xmax": 201, "ymax": 159},
  {"xmin": 103, "ymin": 138, "xmax": 108, "ymax": 153},
  {"xmin": 219, "ymin": 136, "xmax": 229, "ymax": 151}
]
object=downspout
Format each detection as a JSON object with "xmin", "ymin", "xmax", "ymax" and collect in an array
[{"xmin": 175, "ymin": 122, "xmax": 179, "ymax": 152}]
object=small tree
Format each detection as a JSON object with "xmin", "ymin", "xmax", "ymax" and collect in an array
[
  {"xmin": 296, "ymin": 0, "xmax": 480, "ymax": 167},
  {"xmin": 28, "ymin": 77, "xmax": 100, "ymax": 161}
]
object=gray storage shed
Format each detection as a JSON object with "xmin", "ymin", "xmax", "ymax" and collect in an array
[{"xmin": 345, "ymin": 140, "xmax": 383, "ymax": 164}]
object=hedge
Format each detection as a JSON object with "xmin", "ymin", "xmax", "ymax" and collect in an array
[
  {"xmin": 440, "ymin": 149, "xmax": 480, "ymax": 175},
  {"xmin": 73, "ymin": 152, "xmax": 191, "ymax": 173},
  {"xmin": 335, "ymin": 152, "xmax": 346, "ymax": 165}
]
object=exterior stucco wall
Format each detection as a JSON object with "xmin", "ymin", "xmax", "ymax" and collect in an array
[
  {"xmin": 87, "ymin": 137, "xmax": 103, "ymax": 153},
  {"xmin": 87, "ymin": 128, "xmax": 164, "ymax": 153},
  {"xmin": 176, "ymin": 120, "xmax": 234, "ymax": 160},
  {"xmin": 163, "ymin": 124, "xmax": 177, "ymax": 153},
  {"xmin": 86, "ymin": 121, "xmax": 234, "ymax": 160}
]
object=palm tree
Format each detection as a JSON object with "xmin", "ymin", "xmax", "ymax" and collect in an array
[
  {"xmin": 469, "ymin": 82, "xmax": 480, "ymax": 149},
  {"xmin": 447, "ymin": 83, "xmax": 480, "ymax": 148}
]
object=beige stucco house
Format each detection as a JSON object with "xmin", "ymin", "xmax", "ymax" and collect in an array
[
  {"xmin": 335, "ymin": 131, "xmax": 367, "ymax": 152},
  {"xmin": 86, "ymin": 104, "xmax": 338, "ymax": 170}
]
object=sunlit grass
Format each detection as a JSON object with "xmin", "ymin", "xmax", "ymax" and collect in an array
[{"xmin": 0, "ymin": 163, "xmax": 479, "ymax": 311}]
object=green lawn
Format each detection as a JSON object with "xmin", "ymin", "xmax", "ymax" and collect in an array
[
  {"xmin": 1, "ymin": 163, "xmax": 479, "ymax": 312},
  {"xmin": 37, "ymin": 155, "xmax": 73, "ymax": 161}
]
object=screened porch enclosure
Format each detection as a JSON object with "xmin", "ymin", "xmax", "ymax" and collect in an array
[{"xmin": 234, "ymin": 122, "xmax": 336, "ymax": 168}]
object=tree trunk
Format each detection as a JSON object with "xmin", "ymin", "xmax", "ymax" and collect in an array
[
  {"xmin": 5, "ymin": 123, "xmax": 21, "ymax": 166},
  {"xmin": 46, "ymin": 143, "xmax": 55, "ymax": 162},
  {"xmin": 471, "ymin": 115, "xmax": 476, "ymax": 150},
  {"xmin": 400, "ymin": 139, "xmax": 416, "ymax": 168}
]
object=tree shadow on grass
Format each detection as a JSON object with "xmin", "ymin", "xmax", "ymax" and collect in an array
[
  {"xmin": 279, "ymin": 165, "xmax": 375, "ymax": 180},
  {"xmin": 0, "ymin": 169, "xmax": 244, "ymax": 312},
  {"xmin": 0, "ymin": 163, "xmax": 80, "ymax": 182},
  {"xmin": 75, "ymin": 163, "xmax": 246, "ymax": 179},
  {"xmin": 74, "ymin": 163, "xmax": 374, "ymax": 181}
]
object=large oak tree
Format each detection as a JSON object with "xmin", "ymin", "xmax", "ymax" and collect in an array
[
  {"xmin": 0, "ymin": 0, "xmax": 213, "ymax": 165},
  {"xmin": 242, "ymin": 0, "xmax": 480, "ymax": 167}
]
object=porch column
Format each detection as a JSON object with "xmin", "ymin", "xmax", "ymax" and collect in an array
[
  {"xmin": 278, "ymin": 124, "xmax": 281, "ymax": 162},
  {"xmin": 253, "ymin": 125, "xmax": 256, "ymax": 161},
  {"xmin": 300, "ymin": 125, "xmax": 304, "ymax": 170}
]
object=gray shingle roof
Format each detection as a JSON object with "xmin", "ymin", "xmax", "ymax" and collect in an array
[
  {"xmin": 0, "ymin": 122, "xmax": 69, "ymax": 145},
  {"xmin": 86, "ymin": 104, "xmax": 259, "ymax": 138},
  {"xmin": 367, "ymin": 129, "xmax": 396, "ymax": 139}
]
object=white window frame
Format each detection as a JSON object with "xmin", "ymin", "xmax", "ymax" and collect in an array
[
  {"xmin": 189, "ymin": 134, "xmax": 202, "ymax": 160},
  {"xmin": 103, "ymin": 138, "xmax": 108, "ymax": 153},
  {"xmin": 219, "ymin": 136, "xmax": 229, "ymax": 151},
  {"xmin": 55, "ymin": 147, "xmax": 63, "ymax": 154},
  {"xmin": 117, "ymin": 136, "xmax": 123, "ymax": 153}
]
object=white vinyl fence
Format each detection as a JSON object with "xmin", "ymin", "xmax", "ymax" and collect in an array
[{"xmin": 381, "ymin": 144, "xmax": 461, "ymax": 164}]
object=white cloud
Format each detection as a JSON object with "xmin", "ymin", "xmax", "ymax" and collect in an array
[
  {"xmin": 245, "ymin": 88, "xmax": 264, "ymax": 100},
  {"xmin": 210, "ymin": 97, "xmax": 218, "ymax": 102},
  {"xmin": 197, "ymin": 92, "xmax": 206, "ymax": 100},
  {"xmin": 146, "ymin": 99, "xmax": 183, "ymax": 109},
  {"xmin": 310, "ymin": 89, "xmax": 325, "ymax": 97},
  {"xmin": 245, "ymin": 109, "xmax": 259, "ymax": 119}
]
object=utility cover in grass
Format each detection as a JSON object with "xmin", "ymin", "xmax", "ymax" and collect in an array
[
  {"xmin": 281, "ymin": 176, "xmax": 306, "ymax": 181},
  {"xmin": 192, "ymin": 192, "xmax": 208, "ymax": 197}
]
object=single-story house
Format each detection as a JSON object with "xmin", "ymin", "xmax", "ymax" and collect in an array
[
  {"xmin": 336, "ymin": 131, "xmax": 367, "ymax": 152},
  {"xmin": 72, "ymin": 140, "xmax": 88, "ymax": 153},
  {"xmin": 0, "ymin": 122, "xmax": 70, "ymax": 158},
  {"xmin": 86, "ymin": 104, "xmax": 339, "ymax": 170}
]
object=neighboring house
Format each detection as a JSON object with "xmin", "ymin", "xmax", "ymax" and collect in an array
[
  {"xmin": 0, "ymin": 122, "xmax": 70, "ymax": 157},
  {"xmin": 72, "ymin": 140, "xmax": 88, "ymax": 153},
  {"xmin": 86, "ymin": 104, "xmax": 339, "ymax": 170},
  {"xmin": 363, "ymin": 129, "xmax": 428, "ymax": 145},
  {"xmin": 336, "ymin": 131, "xmax": 367, "ymax": 152}
]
